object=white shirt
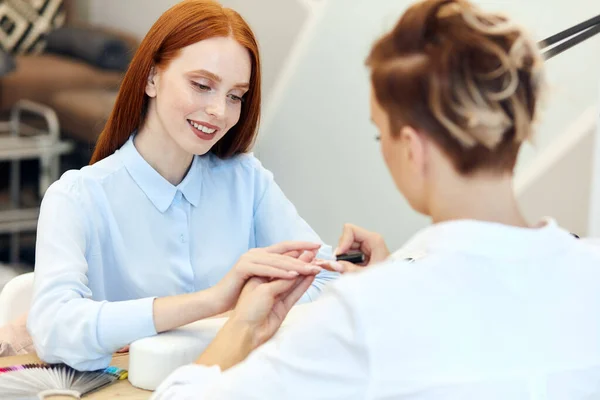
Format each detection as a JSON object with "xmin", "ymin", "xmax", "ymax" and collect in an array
[
  {"xmin": 152, "ymin": 219, "xmax": 600, "ymax": 399},
  {"xmin": 27, "ymin": 135, "xmax": 337, "ymax": 371}
]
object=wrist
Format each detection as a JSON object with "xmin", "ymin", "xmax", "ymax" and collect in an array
[
  {"xmin": 226, "ymin": 315, "xmax": 261, "ymax": 346},
  {"xmin": 195, "ymin": 318, "xmax": 255, "ymax": 370},
  {"xmin": 204, "ymin": 284, "xmax": 231, "ymax": 316}
]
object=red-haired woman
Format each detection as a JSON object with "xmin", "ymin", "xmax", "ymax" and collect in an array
[{"xmin": 27, "ymin": 0, "xmax": 339, "ymax": 370}]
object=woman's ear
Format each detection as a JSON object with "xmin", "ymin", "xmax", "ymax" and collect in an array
[
  {"xmin": 399, "ymin": 126, "xmax": 426, "ymax": 174},
  {"xmin": 145, "ymin": 66, "xmax": 158, "ymax": 98}
]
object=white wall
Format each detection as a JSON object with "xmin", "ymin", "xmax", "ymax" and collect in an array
[
  {"xmin": 88, "ymin": 0, "xmax": 180, "ymax": 39},
  {"xmin": 500, "ymin": 1, "xmax": 600, "ymax": 172},
  {"xmin": 217, "ymin": 0, "xmax": 311, "ymax": 102},
  {"xmin": 589, "ymin": 84, "xmax": 600, "ymax": 237},
  {"xmin": 515, "ymin": 106, "xmax": 598, "ymax": 236},
  {"xmin": 255, "ymin": 0, "xmax": 600, "ymax": 248}
]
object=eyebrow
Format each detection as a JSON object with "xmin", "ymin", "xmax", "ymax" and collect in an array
[{"xmin": 189, "ymin": 69, "xmax": 250, "ymax": 90}]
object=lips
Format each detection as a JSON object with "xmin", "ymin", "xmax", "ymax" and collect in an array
[
  {"xmin": 187, "ymin": 119, "xmax": 218, "ymax": 134},
  {"xmin": 187, "ymin": 119, "xmax": 220, "ymax": 141}
]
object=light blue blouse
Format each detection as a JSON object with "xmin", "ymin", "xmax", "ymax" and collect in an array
[{"xmin": 27, "ymin": 135, "xmax": 337, "ymax": 370}]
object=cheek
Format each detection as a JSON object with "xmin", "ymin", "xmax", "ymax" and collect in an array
[
  {"xmin": 381, "ymin": 139, "xmax": 410, "ymax": 195},
  {"xmin": 227, "ymin": 104, "xmax": 243, "ymax": 128},
  {"xmin": 179, "ymin": 91, "xmax": 202, "ymax": 116},
  {"xmin": 380, "ymin": 137, "xmax": 396, "ymax": 172},
  {"xmin": 159, "ymin": 82, "xmax": 199, "ymax": 118}
]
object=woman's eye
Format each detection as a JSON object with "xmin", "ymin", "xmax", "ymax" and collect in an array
[
  {"xmin": 193, "ymin": 82, "xmax": 211, "ymax": 91},
  {"xmin": 228, "ymin": 94, "xmax": 244, "ymax": 103}
]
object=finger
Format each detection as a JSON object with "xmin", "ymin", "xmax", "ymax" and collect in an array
[
  {"xmin": 243, "ymin": 276, "xmax": 267, "ymax": 292},
  {"xmin": 298, "ymin": 250, "xmax": 317, "ymax": 263},
  {"xmin": 249, "ymin": 253, "xmax": 322, "ymax": 275},
  {"xmin": 284, "ymin": 250, "xmax": 316, "ymax": 262},
  {"xmin": 283, "ymin": 250, "xmax": 302, "ymax": 258},
  {"xmin": 312, "ymin": 259, "xmax": 345, "ymax": 272},
  {"xmin": 265, "ymin": 241, "xmax": 321, "ymax": 255},
  {"xmin": 259, "ymin": 277, "xmax": 300, "ymax": 299},
  {"xmin": 281, "ymin": 275, "xmax": 315, "ymax": 310},
  {"xmin": 116, "ymin": 345, "xmax": 130, "ymax": 353},
  {"xmin": 246, "ymin": 263, "xmax": 301, "ymax": 279},
  {"xmin": 335, "ymin": 224, "xmax": 363, "ymax": 255},
  {"xmin": 238, "ymin": 276, "xmax": 268, "ymax": 304},
  {"xmin": 339, "ymin": 261, "xmax": 362, "ymax": 274}
]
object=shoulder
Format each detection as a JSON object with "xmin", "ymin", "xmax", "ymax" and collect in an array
[
  {"xmin": 580, "ymin": 237, "xmax": 600, "ymax": 250},
  {"xmin": 203, "ymin": 152, "xmax": 272, "ymax": 179},
  {"xmin": 571, "ymin": 237, "xmax": 600, "ymax": 264},
  {"xmin": 204, "ymin": 151, "xmax": 263, "ymax": 169},
  {"xmin": 44, "ymin": 152, "xmax": 125, "ymax": 203}
]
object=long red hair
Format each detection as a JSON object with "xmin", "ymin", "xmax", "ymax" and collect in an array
[{"xmin": 90, "ymin": 0, "xmax": 261, "ymax": 164}]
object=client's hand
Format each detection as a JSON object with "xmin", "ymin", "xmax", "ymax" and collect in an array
[
  {"xmin": 232, "ymin": 274, "xmax": 315, "ymax": 348},
  {"xmin": 213, "ymin": 241, "xmax": 322, "ymax": 313},
  {"xmin": 195, "ymin": 274, "xmax": 314, "ymax": 371},
  {"xmin": 317, "ymin": 224, "xmax": 390, "ymax": 273},
  {"xmin": 116, "ymin": 345, "xmax": 130, "ymax": 353}
]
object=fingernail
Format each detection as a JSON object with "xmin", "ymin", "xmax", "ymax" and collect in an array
[
  {"xmin": 310, "ymin": 266, "xmax": 322, "ymax": 274},
  {"xmin": 288, "ymin": 271, "xmax": 299, "ymax": 276},
  {"xmin": 334, "ymin": 247, "xmax": 340, "ymax": 255},
  {"xmin": 330, "ymin": 261, "xmax": 345, "ymax": 272},
  {"xmin": 313, "ymin": 260, "xmax": 343, "ymax": 272}
]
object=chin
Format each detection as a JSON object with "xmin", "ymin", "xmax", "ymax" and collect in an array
[
  {"xmin": 190, "ymin": 144, "xmax": 214, "ymax": 156},
  {"xmin": 410, "ymin": 202, "xmax": 428, "ymax": 216},
  {"xmin": 399, "ymin": 187, "xmax": 426, "ymax": 215},
  {"xmin": 179, "ymin": 134, "xmax": 215, "ymax": 156}
]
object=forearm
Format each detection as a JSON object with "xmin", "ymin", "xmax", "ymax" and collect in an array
[
  {"xmin": 29, "ymin": 287, "xmax": 226, "ymax": 369},
  {"xmin": 28, "ymin": 296, "xmax": 113, "ymax": 370},
  {"xmin": 195, "ymin": 319, "xmax": 255, "ymax": 371},
  {"xmin": 153, "ymin": 286, "xmax": 226, "ymax": 333},
  {"xmin": 208, "ymin": 310, "xmax": 233, "ymax": 319}
]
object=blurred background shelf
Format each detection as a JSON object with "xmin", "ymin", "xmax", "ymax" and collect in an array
[
  {"xmin": 0, "ymin": 100, "xmax": 74, "ymax": 267},
  {"xmin": 0, "ymin": 208, "xmax": 40, "ymax": 234},
  {"xmin": 0, "ymin": 0, "xmax": 138, "ymax": 292}
]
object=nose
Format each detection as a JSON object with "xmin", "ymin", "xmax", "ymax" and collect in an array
[{"xmin": 205, "ymin": 96, "xmax": 227, "ymax": 119}]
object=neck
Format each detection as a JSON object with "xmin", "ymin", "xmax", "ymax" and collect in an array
[
  {"xmin": 428, "ymin": 172, "xmax": 529, "ymax": 228},
  {"xmin": 134, "ymin": 112, "xmax": 193, "ymax": 186}
]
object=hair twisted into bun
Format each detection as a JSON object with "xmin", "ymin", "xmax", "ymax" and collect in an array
[{"xmin": 367, "ymin": 0, "xmax": 545, "ymax": 174}]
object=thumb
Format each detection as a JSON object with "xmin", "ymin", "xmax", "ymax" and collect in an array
[
  {"xmin": 339, "ymin": 261, "xmax": 362, "ymax": 274},
  {"xmin": 336, "ymin": 224, "xmax": 360, "ymax": 255},
  {"xmin": 298, "ymin": 250, "xmax": 316, "ymax": 263},
  {"xmin": 260, "ymin": 278, "xmax": 299, "ymax": 299},
  {"xmin": 282, "ymin": 275, "xmax": 314, "ymax": 309},
  {"xmin": 284, "ymin": 250, "xmax": 316, "ymax": 261},
  {"xmin": 283, "ymin": 250, "xmax": 302, "ymax": 258},
  {"xmin": 265, "ymin": 241, "xmax": 321, "ymax": 255}
]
